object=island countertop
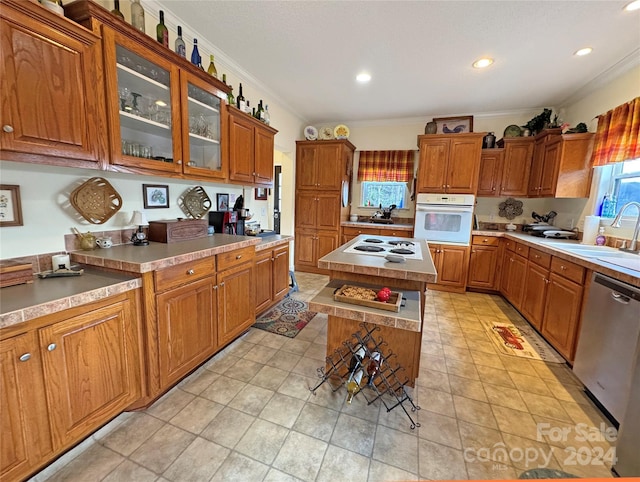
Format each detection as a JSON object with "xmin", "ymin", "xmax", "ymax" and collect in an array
[{"xmin": 317, "ymin": 235, "xmax": 437, "ymax": 283}]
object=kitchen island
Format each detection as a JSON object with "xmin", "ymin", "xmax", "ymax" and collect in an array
[{"xmin": 310, "ymin": 235, "xmax": 437, "ymax": 385}]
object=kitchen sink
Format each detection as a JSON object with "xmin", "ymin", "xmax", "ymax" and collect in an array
[{"xmin": 541, "ymin": 241, "xmax": 639, "ymax": 260}]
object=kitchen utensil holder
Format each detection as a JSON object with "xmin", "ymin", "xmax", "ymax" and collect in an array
[{"xmin": 309, "ymin": 322, "xmax": 420, "ymax": 429}]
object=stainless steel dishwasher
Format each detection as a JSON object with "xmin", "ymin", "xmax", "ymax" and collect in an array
[{"xmin": 573, "ymin": 272, "xmax": 640, "ymax": 423}]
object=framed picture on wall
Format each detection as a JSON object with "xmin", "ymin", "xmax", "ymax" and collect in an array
[
  {"xmin": 433, "ymin": 115, "xmax": 474, "ymax": 134},
  {"xmin": 0, "ymin": 184, "xmax": 23, "ymax": 227},
  {"xmin": 143, "ymin": 184, "xmax": 169, "ymax": 209},
  {"xmin": 255, "ymin": 188, "xmax": 267, "ymax": 200},
  {"xmin": 217, "ymin": 193, "xmax": 229, "ymax": 211}
]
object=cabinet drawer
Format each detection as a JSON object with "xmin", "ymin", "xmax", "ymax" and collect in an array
[
  {"xmin": 551, "ymin": 257, "xmax": 585, "ymax": 284},
  {"xmin": 514, "ymin": 243, "xmax": 529, "ymax": 257},
  {"xmin": 472, "ymin": 235, "xmax": 499, "ymax": 247},
  {"xmin": 504, "ymin": 239, "xmax": 516, "ymax": 252},
  {"xmin": 217, "ymin": 246, "xmax": 255, "ymax": 271},
  {"xmin": 343, "ymin": 226, "xmax": 381, "ymax": 236},
  {"xmin": 154, "ymin": 257, "xmax": 216, "ymax": 292},
  {"xmin": 529, "ymin": 249, "xmax": 551, "ymax": 269}
]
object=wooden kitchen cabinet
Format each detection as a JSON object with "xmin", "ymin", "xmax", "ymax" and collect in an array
[
  {"xmin": 498, "ymin": 137, "xmax": 535, "ymax": 197},
  {"xmin": 295, "ymin": 140, "xmax": 354, "ymax": 273},
  {"xmin": 528, "ymin": 130, "xmax": 595, "ymax": 198},
  {"xmin": 0, "ymin": 332, "xmax": 52, "ymax": 482},
  {"xmin": 416, "ymin": 134, "xmax": 484, "ymax": 194},
  {"xmin": 477, "ymin": 149, "xmax": 505, "ymax": 197},
  {"xmin": 255, "ymin": 244, "xmax": 290, "ymax": 315},
  {"xmin": 0, "ymin": 291, "xmax": 142, "ymax": 481},
  {"xmin": 499, "ymin": 244, "xmax": 528, "ymax": 309},
  {"xmin": 0, "ymin": 0, "xmax": 107, "ymax": 169},
  {"xmin": 342, "ymin": 226, "xmax": 382, "ymax": 243},
  {"xmin": 467, "ymin": 236, "xmax": 501, "ymax": 290},
  {"xmin": 520, "ymin": 248, "xmax": 552, "ymax": 330},
  {"xmin": 217, "ymin": 257, "xmax": 255, "ymax": 346},
  {"xmin": 227, "ymin": 105, "xmax": 278, "ymax": 185},
  {"xmin": 428, "ymin": 244, "xmax": 469, "ymax": 293}
]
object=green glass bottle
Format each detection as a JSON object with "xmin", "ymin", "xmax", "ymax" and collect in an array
[
  {"xmin": 111, "ymin": 0, "xmax": 124, "ymax": 20},
  {"xmin": 156, "ymin": 10, "xmax": 168, "ymax": 47}
]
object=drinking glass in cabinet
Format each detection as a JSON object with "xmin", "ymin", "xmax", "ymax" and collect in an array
[{"xmin": 186, "ymin": 82, "xmax": 221, "ymax": 172}]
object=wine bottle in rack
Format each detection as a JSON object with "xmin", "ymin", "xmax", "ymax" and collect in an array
[
  {"xmin": 156, "ymin": 10, "xmax": 168, "ymax": 47},
  {"xmin": 236, "ymin": 83, "xmax": 245, "ymax": 111},
  {"xmin": 346, "ymin": 368, "xmax": 363, "ymax": 404},
  {"xmin": 366, "ymin": 351, "xmax": 381, "ymax": 386},
  {"xmin": 348, "ymin": 344, "xmax": 365, "ymax": 373},
  {"xmin": 175, "ymin": 26, "xmax": 186, "ymax": 57},
  {"xmin": 130, "ymin": 0, "xmax": 145, "ymax": 33}
]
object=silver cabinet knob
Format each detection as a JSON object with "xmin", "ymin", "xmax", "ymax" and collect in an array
[
  {"xmin": 220, "ymin": 281, "xmax": 225, "ymax": 287},
  {"xmin": 236, "ymin": 255, "xmax": 242, "ymax": 259},
  {"xmin": 3, "ymin": 125, "xmax": 14, "ymax": 133},
  {"xmin": 176, "ymin": 160, "xmax": 182, "ymax": 165},
  {"xmin": 19, "ymin": 353, "xmax": 31, "ymax": 362},
  {"xmin": 213, "ymin": 285, "xmax": 218, "ymax": 290},
  {"xmin": 47, "ymin": 343, "xmax": 57, "ymax": 351},
  {"xmin": 187, "ymin": 269, "xmax": 195, "ymax": 275}
]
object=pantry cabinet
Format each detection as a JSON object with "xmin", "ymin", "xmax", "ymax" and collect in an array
[
  {"xmin": 227, "ymin": 105, "xmax": 278, "ymax": 186},
  {"xmin": 0, "ymin": 291, "xmax": 142, "ymax": 481},
  {"xmin": 528, "ymin": 130, "xmax": 595, "ymax": 198},
  {"xmin": 417, "ymin": 134, "xmax": 484, "ymax": 194},
  {"xmin": 428, "ymin": 244, "xmax": 470, "ymax": 293},
  {"xmin": 0, "ymin": 0, "xmax": 107, "ymax": 169},
  {"xmin": 498, "ymin": 137, "xmax": 535, "ymax": 197},
  {"xmin": 255, "ymin": 244, "xmax": 290, "ymax": 315},
  {"xmin": 477, "ymin": 149, "xmax": 505, "ymax": 197},
  {"xmin": 467, "ymin": 236, "xmax": 501, "ymax": 290}
]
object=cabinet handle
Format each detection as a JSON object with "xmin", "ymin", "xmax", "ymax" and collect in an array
[
  {"xmin": 3, "ymin": 125, "xmax": 14, "ymax": 133},
  {"xmin": 220, "ymin": 281, "xmax": 225, "ymax": 287},
  {"xmin": 176, "ymin": 160, "xmax": 182, "ymax": 165},
  {"xmin": 510, "ymin": 258, "xmax": 514, "ymax": 262},
  {"xmin": 560, "ymin": 265, "xmax": 567, "ymax": 270},
  {"xmin": 19, "ymin": 353, "xmax": 31, "ymax": 362},
  {"xmin": 47, "ymin": 343, "xmax": 56, "ymax": 352},
  {"xmin": 492, "ymin": 187, "xmax": 496, "ymax": 191},
  {"xmin": 213, "ymin": 285, "xmax": 218, "ymax": 290},
  {"xmin": 236, "ymin": 254, "xmax": 242, "ymax": 259},
  {"xmin": 483, "ymin": 238, "xmax": 488, "ymax": 243},
  {"xmin": 187, "ymin": 269, "xmax": 195, "ymax": 275},
  {"xmin": 534, "ymin": 255, "xmax": 540, "ymax": 259}
]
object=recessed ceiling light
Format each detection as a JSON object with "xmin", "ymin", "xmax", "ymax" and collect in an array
[
  {"xmin": 356, "ymin": 72, "xmax": 371, "ymax": 83},
  {"xmin": 624, "ymin": 0, "xmax": 640, "ymax": 11},
  {"xmin": 472, "ymin": 57, "xmax": 494, "ymax": 69},
  {"xmin": 574, "ymin": 47, "xmax": 593, "ymax": 56}
]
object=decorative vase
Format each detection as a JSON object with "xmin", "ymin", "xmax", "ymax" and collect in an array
[
  {"xmin": 483, "ymin": 132, "xmax": 496, "ymax": 149},
  {"xmin": 425, "ymin": 121, "xmax": 437, "ymax": 134}
]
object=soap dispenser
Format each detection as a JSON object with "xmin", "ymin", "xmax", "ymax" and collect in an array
[{"xmin": 595, "ymin": 227, "xmax": 606, "ymax": 246}]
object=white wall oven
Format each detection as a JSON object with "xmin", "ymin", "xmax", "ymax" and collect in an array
[{"xmin": 414, "ymin": 193, "xmax": 475, "ymax": 246}]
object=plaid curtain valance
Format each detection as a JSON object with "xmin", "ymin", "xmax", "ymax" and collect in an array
[
  {"xmin": 592, "ymin": 97, "xmax": 640, "ymax": 166},
  {"xmin": 357, "ymin": 150, "xmax": 415, "ymax": 182}
]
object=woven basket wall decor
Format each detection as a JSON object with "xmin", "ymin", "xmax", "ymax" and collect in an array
[{"xmin": 70, "ymin": 177, "xmax": 123, "ymax": 224}]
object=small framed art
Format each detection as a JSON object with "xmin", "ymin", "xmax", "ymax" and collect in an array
[
  {"xmin": 143, "ymin": 184, "xmax": 169, "ymax": 209},
  {"xmin": 216, "ymin": 193, "xmax": 229, "ymax": 211},
  {"xmin": 0, "ymin": 185, "xmax": 23, "ymax": 227},
  {"xmin": 255, "ymin": 188, "xmax": 267, "ymax": 200},
  {"xmin": 433, "ymin": 115, "xmax": 474, "ymax": 134}
]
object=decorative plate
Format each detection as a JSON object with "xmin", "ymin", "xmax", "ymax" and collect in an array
[
  {"xmin": 70, "ymin": 177, "xmax": 123, "ymax": 224},
  {"xmin": 498, "ymin": 197, "xmax": 523, "ymax": 220},
  {"xmin": 334, "ymin": 124, "xmax": 350, "ymax": 139},
  {"xmin": 504, "ymin": 125, "xmax": 522, "ymax": 137},
  {"xmin": 180, "ymin": 186, "xmax": 212, "ymax": 219},
  {"xmin": 304, "ymin": 125, "xmax": 318, "ymax": 141},
  {"xmin": 319, "ymin": 127, "xmax": 334, "ymax": 140}
]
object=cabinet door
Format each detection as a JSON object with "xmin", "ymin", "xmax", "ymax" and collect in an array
[
  {"xmin": 102, "ymin": 28, "xmax": 182, "ymax": 174},
  {"xmin": 528, "ymin": 138, "xmax": 546, "ymax": 196},
  {"xmin": 0, "ymin": 5, "xmax": 104, "ymax": 165},
  {"xmin": 0, "ymin": 332, "xmax": 52, "ymax": 482},
  {"xmin": 296, "ymin": 144, "xmax": 318, "ymax": 190},
  {"xmin": 541, "ymin": 273, "xmax": 583, "ymax": 361},
  {"xmin": 254, "ymin": 126, "xmax": 275, "ymax": 184},
  {"xmin": 477, "ymin": 150, "xmax": 503, "ymax": 196},
  {"xmin": 316, "ymin": 144, "xmax": 344, "ymax": 190},
  {"xmin": 181, "ymin": 73, "xmax": 226, "ymax": 180},
  {"xmin": 294, "ymin": 230, "xmax": 317, "ymax": 270},
  {"xmin": 467, "ymin": 246, "xmax": 498, "ymax": 289},
  {"xmin": 447, "ymin": 138, "xmax": 482, "ymax": 193},
  {"xmin": 500, "ymin": 140, "xmax": 534, "ymax": 196},
  {"xmin": 437, "ymin": 246, "xmax": 469, "ymax": 288},
  {"xmin": 501, "ymin": 252, "xmax": 527, "ymax": 308},
  {"xmin": 272, "ymin": 245, "xmax": 290, "ymax": 300},
  {"xmin": 38, "ymin": 296, "xmax": 141, "ymax": 447},
  {"xmin": 316, "ymin": 193, "xmax": 341, "ymax": 230},
  {"xmin": 520, "ymin": 263, "xmax": 549, "ymax": 329},
  {"xmin": 417, "ymin": 139, "xmax": 449, "ymax": 193},
  {"xmin": 539, "ymin": 140, "xmax": 561, "ymax": 196},
  {"xmin": 254, "ymin": 250, "xmax": 273, "ymax": 314},
  {"xmin": 217, "ymin": 262, "xmax": 255, "ymax": 346},
  {"xmin": 316, "ymin": 231, "xmax": 340, "ymax": 263},
  {"xmin": 295, "ymin": 191, "xmax": 318, "ymax": 229},
  {"xmin": 228, "ymin": 111, "xmax": 255, "ymax": 183},
  {"xmin": 156, "ymin": 278, "xmax": 216, "ymax": 388}
]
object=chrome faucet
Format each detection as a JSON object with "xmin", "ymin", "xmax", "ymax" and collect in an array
[{"xmin": 611, "ymin": 201, "xmax": 640, "ymax": 253}]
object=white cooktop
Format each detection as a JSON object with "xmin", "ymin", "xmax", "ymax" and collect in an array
[{"xmin": 343, "ymin": 238, "xmax": 423, "ymax": 260}]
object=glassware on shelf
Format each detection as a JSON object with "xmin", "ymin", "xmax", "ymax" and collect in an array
[
  {"xmin": 130, "ymin": 92, "xmax": 142, "ymax": 116},
  {"xmin": 118, "ymin": 87, "xmax": 130, "ymax": 111}
]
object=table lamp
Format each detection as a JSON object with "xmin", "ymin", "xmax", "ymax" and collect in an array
[{"xmin": 130, "ymin": 210, "xmax": 149, "ymax": 246}]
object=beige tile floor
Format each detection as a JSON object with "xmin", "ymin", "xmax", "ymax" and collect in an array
[{"xmin": 32, "ymin": 272, "xmax": 617, "ymax": 481}]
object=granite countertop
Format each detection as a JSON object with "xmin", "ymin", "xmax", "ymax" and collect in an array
[
  {"xmin": 71, "ymin": 234, "xmax": 292, "ymax": 273},
  {"xmin": 309, "ymin": 279, "xmax": 422, "ymax": 333},
  {"xmin": 472, "ymin": 230, "xmax": 640, "ymax": 287},
  {"xmin": 318, "ymin": 235, "xmax": 437, "ymax": 283},
  {"xmin": 253, "ymin": 235, "xmax": 293, "ymax": 251},
  {"xmin": 0, "ymin": 268, "xmax": 141, "ymax": 329},
  {"xmin": 341, "ymin": 221, "xmax": 413, "ymax": 230}
]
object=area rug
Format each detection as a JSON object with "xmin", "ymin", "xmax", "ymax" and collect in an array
[
  {"xmin": 253, "ymin": 296, "xmax": 317, "ymax": 338},
  {"xmin": 481, "ymin": 319, "xmax": 565, "ymax": 363}
]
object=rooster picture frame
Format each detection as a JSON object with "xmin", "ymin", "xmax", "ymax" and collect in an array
[{"xmin": 433, "ymin": 115, "xmax": 473, "ymax": 134}]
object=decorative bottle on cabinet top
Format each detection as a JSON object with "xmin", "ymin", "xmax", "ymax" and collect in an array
[
  {"xmin": 156, "ymin": 10, "xmax": 168, "ymax": 47},
  {"xmin": 207, "ymin": 55, "xmax": 218, "ymax": 78},
  {"xmin": 111, "ymin": 0, "xmax": 124, "ymax": 19},
  {"xmin": 175, "ymin": 26, "xmax": 186, "ymax": 57},
  {"xmin": 190, "ymin": 38, "xmax": 202, "ymax": 69},
  {"xmin": 130, "ymin": 0, "xmax": 145, "ymax": 32}
]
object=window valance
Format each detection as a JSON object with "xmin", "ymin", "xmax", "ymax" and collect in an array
[
  {"xmin": 592, "ymin": 97, "xmax": 640, "ymax": 166},
  {"xmin": 357, "ymin": 150, "xmax": 415, "ymax": 182}
]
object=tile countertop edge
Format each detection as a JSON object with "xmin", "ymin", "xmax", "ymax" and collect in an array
[
  {"xmin": 254, "ymin": 235, "xmax": 294, "ymax": 252},
  {"xmin": 0, "ymin": 274, "xmax": 142, "ymax": 330},
  {"xmin": 342, "ymin": 221, "xmax": 413, "ymax": 230},
  {"xmin": 472, "ymin": 230, "xmax": 640, "ymax": 288}
]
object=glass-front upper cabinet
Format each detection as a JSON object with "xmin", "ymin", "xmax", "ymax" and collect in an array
[
  {"xmin": 103, "ymin": 27, "xmax": 182, "ymax": 174},
  {"xmin": 180, "ymin": 73, "xmax": 226, "ymax": 179}
]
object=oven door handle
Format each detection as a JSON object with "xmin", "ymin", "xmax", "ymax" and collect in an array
[{"xmin": 416, "ymin": 205, "xmax": 473, "ymax": 213}]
